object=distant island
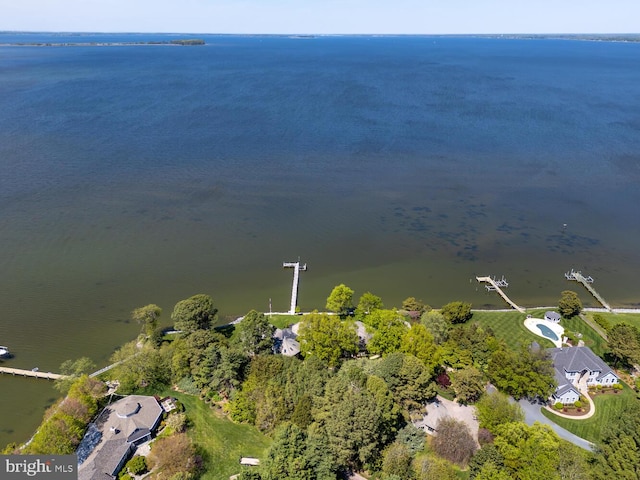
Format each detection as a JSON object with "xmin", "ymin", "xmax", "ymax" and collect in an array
[
  {"xmin": 469, "ymin": 33, "xmax": 640, "ymax": 43},
  {"xmin": 0, "ymin": 38, "xmax": 205, "ymax": 47}
]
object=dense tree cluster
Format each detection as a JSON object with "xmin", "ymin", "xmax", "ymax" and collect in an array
[
  {"xmin": 607, "ymin": 322, "xmax": 640, "ymax": 367},
  {"xmin": 594, "ymin": 401, "xmax": 640, "ymax": 479},
  {"xmin": 16, "ymin": 376, "xmax": 104, "ymax": 455},
  {"xmin": 487, "ymin": 346, "xmax": 556, "ymax": 400},
  {"xmin": 27, "ymin": 288, "xmax": 635, "ymax": 480},
  {"xmin": 297, "ymin": 312, "xmax": 358, "ymax": 367}
]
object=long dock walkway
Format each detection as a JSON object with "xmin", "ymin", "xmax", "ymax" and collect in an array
[
  {"xmin": 476, "ymin": 276, "xmax": 526, "ymax": 313},
  {"xmin": 565, "ymin": 270, "xmax": 612, "ymax": 311},
  {"xmin": 0, "ymin": 366, "xmax": 65, "ymax": 380},
  {"xmin": 283, "ymin": 260, "xmax": 307, "ymax": 315}
]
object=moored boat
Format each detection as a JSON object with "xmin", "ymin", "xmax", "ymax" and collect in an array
[{"xmin": 0, "ymin": 346, "xmax": 9, "ymax": 357}]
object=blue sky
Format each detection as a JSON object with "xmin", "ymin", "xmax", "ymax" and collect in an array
[{"xmin": 1, "ymin": 0, "xmax": 639, "ymax": 34}]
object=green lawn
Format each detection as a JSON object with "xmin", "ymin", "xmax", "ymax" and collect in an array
[
  {"xmin": 589, "ymin": 311, "xmax": 640, "ymax": 330},
  {"xmin": 165, "ymin": 390, "xmax": 272, "ymax": 480},
  {"xmin": 540, "ymin": 383, "xmax": 635, "ymax": 443},
  {"xmin": 470, "ymin": 310, "xmax": 555, "ymax": 350},
  {"xmin": 559, "ymin": 316, "xmax": 607, "ymax": 357},
  {"xmin": 266, "ymin": 314, "xmax": 300, "ymax": 329}
]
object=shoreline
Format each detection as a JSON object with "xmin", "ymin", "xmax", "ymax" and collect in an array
[{"xmin": 0, "ymin": 40, "xmax": 205, "ymax": 47}]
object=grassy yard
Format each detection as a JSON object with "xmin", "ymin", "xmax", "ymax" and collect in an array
[
  {"xmin": 587, "ymin": 311, "xmax": 640, "ymax": 330},
  {"xmin": 540, "ymin": 383, "xmax": 635, "ymax": 444},
  {"xmin": 559, "ymin": 316, "xmax": 607, "ymax": 357},
  {"xmin": 470, "ymin": 310, "xmax": 555, "ymax": 350},
  {"xmin": 164, "ymin": 390, "xmax": 271, "ymax": 480},
  {"xmin": 266, "ymin": 314, "xmax": 300, "ymax": 329}
]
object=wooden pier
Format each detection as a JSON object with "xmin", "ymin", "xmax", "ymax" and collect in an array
[
  {"xmin": 0, "ymin": 366, "xmax": 66, "ymax": 380},
  {"xmin": 476, "ymin": 276, "xmax": 525, "ymax": 313},
  {"xmin": 565, "ymin": 269, "xmax": 612, "ymax": 311},
  {"xmin": 283, "ymin": 260, "xmax": 307, "ymax": 315}
]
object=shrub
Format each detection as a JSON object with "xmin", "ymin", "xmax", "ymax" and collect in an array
[
  {"xmin": 596, "ymin": 384, "xmax": 603, "ymax": 390},
  {"xmin": 593, "ymin": 314, "xmax": 611, "ymax": 332},
  {"xmin": 436, "ymin": 371, "xmax": 451, "ymax": 388},
  {"xmin": 477, "ymin": 428, "xmax": 494, "ymax": 446},
  {"xmin": 126, "ymin": 455, "xmax": 147, "ymax": 475},
  {"xmin": 554, "ymin": 402, "xmax": 564, "ymax": 410},
  {"xmin": 574, "ymin": 400, "xmax": 582, "ymax": 409},
  {"xmin": 176, "ymin": 377, "xmax": 200, "ymax": 396},
  {"xmin": 613, "ymin": 383, "xmax": 623, "ymax": 390},
  {"xmin": 165, "ymin": 412, "xmax": 188, "ymax": 433}
]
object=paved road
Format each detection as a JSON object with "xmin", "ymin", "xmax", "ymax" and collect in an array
[{"xmin": 518, "ymin": 399, "xmax": 595, "ymax": 451}]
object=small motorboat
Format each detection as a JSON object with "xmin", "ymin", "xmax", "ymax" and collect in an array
[{"xmin": 0, "ymin": 346, "xmax": 9, "ymax": 357}]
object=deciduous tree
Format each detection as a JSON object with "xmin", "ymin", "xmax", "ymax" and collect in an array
[
  {"xmin": 382, "ymin": 442, "xmax": 413, "ymax": 479},
  {"xmin": 400, "ymin": 323, "xmax": 440, "ymax": 369},
  {"xmin": 492, "ymin": 422, "xmax": 561, "ymax": 480},
  {"xmin": 131, "ymin": 304, "xmax": 162, "ymax": 336},
  {"xmin": 368, "ymin": 317, "xmax": 408, "ymax": 356},
  {"xmin": 325, "ymin": 284, "xmax": 354, "ymax": 317},
  {"xmin": 413, "ymin": 455, "xmax": 458, "ymax": 480},
  {"xmin": 148, "ymin": 433, "xmax": 201, "ymax": 479},
  {"xmin": 558, "ymin": 290, "xmax": 582, "ymax": 318},
  {"xmin": 488, "ymin": 346, "xmax": 555, "ymax": 400},
  {"xmin": 441, "ymin": 301, "xmax": 473, "ymax": 324},
  {"xmin": 171, "ymin": 294, "xmax": 217, "ymax": 332},
  {"xmin": 607, "ymin": 322, "xmax": 640, "ymax": 367},
  {"xmin": 420, "ymin": 310, "xmax": 450, "ymax": 344},
  {"xmin": 55, "ymin": 357, "xmax": 96, "ymax": 393},
  {"xmin": 234, "ymin": 310, "xmax": 275, "ymax": 356},
  {"xmin": 451, "ymin": 366, "xmax": 485, "ymax": 404},
  {"xmin": 355, "ymin": 291, "xmax": 384, "ymax": 319},
  {"xmin": 474, "ymin": 391, "xmax": 524, "ymax": 433},
  {"xmin": 432, "ymin": 418, "xmax": 477, "ymax": 466},
  {"xmin": 298, "ymin": 312, "xmax": 358, "ymax": 367},
  {"xmin": 402, "ymin": 297, "xmax": 431, "ymax": 315}
]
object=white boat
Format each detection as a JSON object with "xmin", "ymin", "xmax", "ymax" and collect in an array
[{"xmin": 0, "ymin": 346, "xmax": 9, "ymax": 357}]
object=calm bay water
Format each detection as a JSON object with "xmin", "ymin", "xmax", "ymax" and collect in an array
[{"xmin": 1, "ymin": 34, "xmax": 639, "ymax": 446}]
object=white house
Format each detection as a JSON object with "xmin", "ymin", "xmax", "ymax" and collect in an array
[{"xmin": 547, "ymin": 346, "xmax": 619, "ymax": 404}]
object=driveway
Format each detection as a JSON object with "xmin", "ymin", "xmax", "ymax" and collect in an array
[
  {"xmin": 415, "ymin": 396, "xmax": 480, "ymax": 442},
  {"xmin": 517, "ymin": 399, "xmax": 594, "ymax": 451}
]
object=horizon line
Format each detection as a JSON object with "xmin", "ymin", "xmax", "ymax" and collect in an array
[{"xmin": 2, "ymin": 30, "xmax": 640, "ymax": 36}]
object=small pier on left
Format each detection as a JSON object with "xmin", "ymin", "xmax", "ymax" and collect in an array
[
  {"xmin": 0, "ymin": 366, "xmax": 66, "ymax": 380},
  {"xmin": 476, "ymin": 275, "xmax": 525, "ymax": 313}
]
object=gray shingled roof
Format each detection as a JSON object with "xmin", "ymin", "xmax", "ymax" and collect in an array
[
  {"xmin": 78, "ymin": 396, "xmax": 162, "ymax": 480},
  {"xmin": 553, "ymin": 368, "xmax": 579, "ymax": 398},
  {"xmin": 547, "ymin": 346, "xmax": 617, "ymax": 381}
]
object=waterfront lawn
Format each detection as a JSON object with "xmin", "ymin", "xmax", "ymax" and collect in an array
[
  {"xmin": 267, "ymin": 314, "xmax": 300, "ymax": 329},
  {"xmin": 470, "ymin": 311, "xmax": 554, "ymax": 350},
  {"xmin": 591, "ymin": 311, "xmax": 640, "ymax": 330},
  {"xmin": 165, "ymin": 390, "xmax": 271, "ymax": 480},
  {"xmin": 560, "ymin": 316, "xmax": 606, "ymax": 357},
  {"xmin": 540, "ymin": 382, "xmax": 635, "ymax": 444}
]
